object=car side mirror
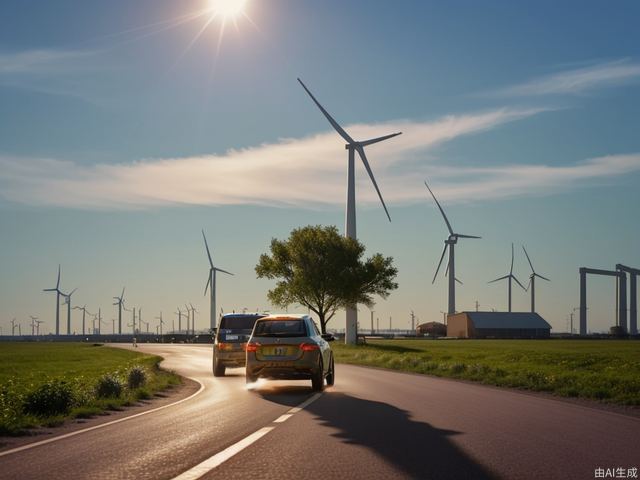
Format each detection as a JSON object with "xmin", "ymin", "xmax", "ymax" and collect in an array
[{"xmin": 321, "ymin": 334, "xmax": 335, "ymax": 342}]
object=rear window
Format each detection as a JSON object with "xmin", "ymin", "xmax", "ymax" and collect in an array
[
  {"xmin": 253, "ymin": 319, "xmax": 308, "ymax": 338},
  {"xmin": 218, "ymin": 315, "xmax": 263, "ymax": 342}
]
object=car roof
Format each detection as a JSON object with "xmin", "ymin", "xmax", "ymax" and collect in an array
[
  {"xmin": 258, "ymin": 314, "xmax": 309, "ymax": 321},
  {"xmin": 221, "ymin": 313, "xmax": 267, "ymax": 318}
]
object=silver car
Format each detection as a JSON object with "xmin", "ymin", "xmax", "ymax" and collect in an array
[
  {"xmin": 213, "ymin": 313, "xmax": 266, "ymax": 376},
  {"xmin": 245, "ymin": 314, "xmax": 335, "ymax": 391}
]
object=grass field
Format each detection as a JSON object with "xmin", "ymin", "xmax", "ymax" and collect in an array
[
  {"xmin": 0, "ymin": 343, "xmax": 180, "ymax": 435},
  {"xmin": 332, "ymin": 339, "xmax": 640, "ymax": 405}
]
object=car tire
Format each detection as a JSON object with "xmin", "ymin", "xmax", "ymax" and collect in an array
[
  {"xmin": 311, "ymin": 358, "xmax": 324, "ymax": 392},
  {"xmin": 325, "ymin": 355, "xmax": 335, "ymax": 387},
  {"xmin": 213, "ymin": 355, "xmax": 226, "ymax": 377}
]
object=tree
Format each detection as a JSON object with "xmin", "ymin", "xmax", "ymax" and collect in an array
[{"xmin": 255, "ymin": 225, "xmax": 398, "ymax": 334}]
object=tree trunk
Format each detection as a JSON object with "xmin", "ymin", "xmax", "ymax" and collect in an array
[{"xmin": 318, "ymin": 311, "xmax": 327, "ymax": 334}]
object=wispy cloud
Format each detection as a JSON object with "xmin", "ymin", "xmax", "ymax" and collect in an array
[
  {"xmin": 0, "ymin": 49, "xmax": 94, "ymax": 75},
  {"xmin": 491, "ymin": 59, "xmax": 640, "ymax": 97},
  {"xmin": 4, "ymin": 107, "xmax": 637, "ymax": 211}
]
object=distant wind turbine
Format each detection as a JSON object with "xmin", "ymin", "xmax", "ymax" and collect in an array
[
  {"xmin": 202, "ymin": 230, "xmax": 233, "ymax": 332},
  {"xmin": 522, "ymin": 246, "xmax": 550, "ymax": 313},
  {"xmin": 155, "ymin": 312, "xmax": 164, "ymax": 336},
  {"xmin": 35, "ymin": 319, "xmax": 44, "ymax": 336},
  {"xmin": 29, "ymin": 315, "xmax": 38, "ymax": 336},
  {"xmin": 113, "ymin": 288, "xmax": 125, "ymax": 334},
  {"xmin": 43, "ymin": 265, "xmax": 64, "ymax": 335},
  {"xmin": 489, "ymin": 243, "xmax": 526, "ymax": 312},
  {"xmin": 62, "ymin": 288, "xmax": 77, "ymax": 335},
  {"xmin": 11, "ymin": 318, "xmax": 17, "ymax": 336},
  {"xmin": 73, "ymin": 305, "xmax": 90, "ymax": 336},
  {"xmin": 298, "ymin": 78, "xmax": 402, "ymax": 344},
  {"xmin": 425, "ymin": 180, "xmax": 481, "ymax": 314},
  {"xmin": 189, "ymin": 303, "xmax": 198, "ymax": 335}
]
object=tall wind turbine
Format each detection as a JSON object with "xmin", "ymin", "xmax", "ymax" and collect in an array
[
  {"xmin": 73, "ymin": 305, "xmax": 89, "ymax": 336},
  {"xmin": 522, "ymin": 246, "xmax": 550, "ymax": 313},
  {"xmin": 424, "ymin": 180, "xmax": 481, "ymax": 314},
  {"xmin": 189, "ymin": 303, "xmax": 198, "ymax": 335},
  {"xmin": 11, "ymin": 318, "xmax": 17, "ymax": 336},
  {"xmin": 62, "ymin": 288, "xmax": 77, "ymax": 335},
  {"xmin": 489, "ymin": 243, "xmax": 526, "ymax": 312},
  {"xmin": 35, "ymin": 319, "xmax": 44, "ymax": 336},
  {"xmin": 155, "ymin": 312, "xmax": 164, "ymax": 336},
  {"xmin": 29, "ymin": 315, "xmax": 38, "ymax": 336},
  {"xmin": 298, "ymin": 78, "xmax": 402, "ymax": 344},
  {"xmin": 113, "ymin": 288, "xmax": 125, "ymax": 334},
  {"xmin": 43, "ymin": 265, "xmax": 64, "ymax": 335},
  {"xmin": 202, "ymin": 230, "xmax": 233, "ymax": 332},
  {"xmin": 175, "ymin": 308, "xmax": 185, "ymax": 333}
]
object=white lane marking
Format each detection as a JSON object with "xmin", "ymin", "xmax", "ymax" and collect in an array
[
  {"xmin": 170, "ymin": 392, "xmax": 324, "ymax": 480},
  {"xmin": 171, "ymin": 427, "xmax": 274, "ymax": 480},
  {"xmin": 273, "ymin": 414, "xmax": 292, "ymax": 423},
  {"xmin": 0, "ymin": 377, "xmax": 206, "ymax": 458}
]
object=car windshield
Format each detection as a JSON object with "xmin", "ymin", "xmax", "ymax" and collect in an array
[
  {"xmin": 219, "ymin": 315, "xmax": 263, "ymax": 342},
  {"xmin": 253, "ymin": 320, "xmax": 307, "ymax": 338}
]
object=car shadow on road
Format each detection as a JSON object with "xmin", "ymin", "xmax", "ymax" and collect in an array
[
  {"xmin": 254, "ymin": 383, "xmax": 315, "ymax": 407},
  {"xmin": 306, "ymin": 392, "xmax": 498, "ymax": 479}
]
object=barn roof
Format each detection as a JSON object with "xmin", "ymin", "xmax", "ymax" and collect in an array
[{"xmin": 464, "ymin": 312, "xmax": 551, "ymax": 330}]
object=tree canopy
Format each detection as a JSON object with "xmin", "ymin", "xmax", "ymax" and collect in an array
[{"xmin": 255, "ymin": 225, "xmax": 398, "ymax": 333}]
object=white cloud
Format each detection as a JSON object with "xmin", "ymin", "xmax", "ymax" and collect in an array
[
  {"xmin": 0, "ymin": 49, "xmax": 94, "ymax": 75},
  {"xmin": 492, "ymin": 59, "xmax": 640, "ymax": 97},
  {"xmin": 2, "ymin": 107, "xmax": 638, "ymax": 211}
]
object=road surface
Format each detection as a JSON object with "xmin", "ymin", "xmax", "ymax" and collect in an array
[{"xmin": 1, "ymin": 344, "xmax": 638, "ymax": 479}]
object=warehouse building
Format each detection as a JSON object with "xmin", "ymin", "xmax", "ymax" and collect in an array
[
  {"xmin": 416, "ymin": 321, "xmax": 447, "ymax": 337},
  {"xmin": 446, "ymin": 312, "xmax": 552, "ymax": 339}
]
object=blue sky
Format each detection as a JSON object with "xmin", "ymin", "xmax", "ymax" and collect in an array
[{"xmin": 1, "ymin": 0, "xmax": 639, "ymax": 334}]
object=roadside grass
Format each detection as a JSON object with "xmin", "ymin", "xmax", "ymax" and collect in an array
[
  {"xmin": 0, "ymin": 343, "xmax": 180, "ymax": 436},
  {"xmin": 332, "ymin": 339, "xmax": 640, "ymax": 405}
]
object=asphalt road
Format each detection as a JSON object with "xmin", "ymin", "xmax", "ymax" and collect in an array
[{"xmin": 1, "ymin": 344, "xmax": 638, "ymax": 480}]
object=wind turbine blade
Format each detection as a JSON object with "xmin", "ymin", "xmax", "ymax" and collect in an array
[
  {"xmin": 204, "ymin": 271, "xmax": 211, "ymax": 295},
  {"xmin": 69, "ymin": 287, "xmax": 77, "ymax": 296},
  {"xmin": 44, "ymin": 288, "xmax": 56, "ymax": 292},
  {"xmin": 488, "ymin": 275, "xmax": 510, "ymax": 284},
  {"xmin": 297, "ymin": 78, "xmax": 354, "ymax": 144},
  {"xmin": 457, "ymin": 234, "xmax": 481, "ymax": 239},
  {"xmin": 359, "ymin": 132, "xmax": 402, "ymax": 147},
  {"xmin": 202, "ymin": 230, "xmax": 214, "ymax": 267},
  {"xmin": 522, "ymin": 245, "xmax": 535, "ymax": 273},
  {"xmin": 536, "ymin": 273, "xmax": 551, "ymax": 282},
  {"xmin": 512, "ymin": 275, "xmax": 527, "ymax": 290},
  {"xmin": 526, "ymin": 277, "xmax": 531, "ymax": 292},
  {"xmin": 455, "ymin": 277, "xmax": 463, "ymax": 285},
  {"xmin": 423, "ymin": 180, "xmax": 454, "ymax": 236},
  {"xmin": 56, "ymin": 265, "xmax": 61, "ymax": 288},
  {"xmin": 432, "ymin": 243, "xmax": 448, "ymax": 284},
  {"xmin": 214, "ymin": 267, "xmax": 234, "ymax": 276},
  {"xmin": 356, "ymin": 145, "xmax": 391, "ymax": 222},
  {"xmin": 121, "ymin": 287, "xmax": 125, "ymax": 299},
  {"xmin": 509, "ymin": 243, "xmax": 515, "ymax": 275}
]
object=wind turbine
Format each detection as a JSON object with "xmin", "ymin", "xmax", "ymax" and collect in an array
[
  {"xmin": 62, "ymin": 288, "xmax": 77, "ymax": 335},
  {"xmin": 425, "ymin": 180, "xmax": 481, "ymax": 314},
  {"xmin": 298, "ymin": 78, "xmax": 402, "ymax": 344},
  {"xmin": 202, "ymin": 230, "xmax": 234, "ymax": 332},
  {"xmin": 155, "ymin": 312, "xmax": 164, "ymax": 337},
  {"xmin": 29, "ymin": 315, "xmax": 38, "ymax": 336},
  {"xmin": 489, "ymin": 243, "xmax": 526, "ymax": 312},
  {"xmin": 73, "ymin": 305, "xmax": 90, "ymax": 336},
  {"xmin": 189, "ymin": 303, "xmax": 198, "ymax": 335},
  {"xmin": 35, "ymin": 319, "xmax": 44, "ymax": 336},
  {"xmin": 124, "ymin": 304, "xmax": 137, "ymax": 334},
  {"xmin": 113, "ymin": 288, "xmax": 125, "ymax": 334},
  {"xmin": 11, "ymin": 318, "xmax": 17, "ymax": 336},
  {"xmin": 175, "ymin": 307, "xmax": 187, "ymax": 334},
  {"xmin": 522, "ymin": 246, "xmax": 550, "ymax": 313},
  {"xmin": 43, "ymin": 265, "xmax": 64, "ymax": 335}
]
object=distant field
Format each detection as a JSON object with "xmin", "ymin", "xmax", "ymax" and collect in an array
[
  {"xmin": 332, "ymin": 339, "xmax": 640, "ymax": 405},
  {"xmin": 0, "ymin": 343, "xmax": 180, "ymax": 435}
]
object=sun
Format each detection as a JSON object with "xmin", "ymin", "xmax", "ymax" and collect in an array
[{"xmin": 208, "ymin": 0, "xmax": 248, "ymax": 19}]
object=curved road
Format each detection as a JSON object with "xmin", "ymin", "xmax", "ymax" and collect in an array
[{"xmin": 1, "ymin": 344, "xmax": 638, "ymax": 479}]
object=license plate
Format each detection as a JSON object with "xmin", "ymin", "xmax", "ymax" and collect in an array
[
  {"xmin": 274, "ymin": 347, "xmax": 287, "ymax": 356},
  {"xmin": 226, "ymin": 335, "xmax": 239, "ymax": 340}
]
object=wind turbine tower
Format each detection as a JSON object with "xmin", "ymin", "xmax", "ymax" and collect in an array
[
  {"xmin": 43, "ymin": 265, "xmax": 64, "ymax": 335},
  {"xmin": 489, "ymin": 243, "xmax": 526, "ymax": 312},
  {"xmin": 73, "ymin": 305, "xmax": 90, "ymax": 336},
  {"xmin": 29, "ymin": 315, "xmax": 38, "ymax": 336},
  {"xmin": 424, "ymin": 180, "xmax": 481, "ymax": 314},
  {"xmin": 113, "ymin": 288, "xmax": 125, "ymax": 334},
  {"xmin": 298, "ymin": 78, "xmax": 402, "ymax": 344},
  {"xmin": 62, "ymin": 288, "xmax": 77, "ymax": 335},
  {"xmin": 202, "ymin": 230, "xmax": 234, "ymax": 332},
  {"xmin": 522, "ymin": 246, "xmax": 550, "ymax": 313}
]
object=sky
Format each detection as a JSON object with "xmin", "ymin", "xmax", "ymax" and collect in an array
[{"xmin": 1, "ymin": 0, "xmax": 639, "ymax": 335}]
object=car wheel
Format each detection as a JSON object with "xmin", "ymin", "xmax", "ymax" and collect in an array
[
  {"xmin": 325, "ymin": 355, "xmax": 335, "ymax": 387},
  {"xmin": 213, "ymin": 355, "xmax": 226, "ymax": 377},
  {"xmin": 311, "ymin": 358, "xmax": 324, "ymax": 392}
]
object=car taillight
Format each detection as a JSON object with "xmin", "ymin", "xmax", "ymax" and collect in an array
[
  {"xmin": 217, "ymin": 342, "xmax": 231, "ymax": 351},
  {"xmin": 245, "ymin": 342, "xmax": 259, "ymax": 352},
  {"xmin": 300, "ymin": 343, "xmax": 320, "ymax": 352}
]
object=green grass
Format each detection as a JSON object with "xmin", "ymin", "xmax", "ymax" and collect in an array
[
  {"xmin": 332, "ymin": 339, "xmax": 640, "ymax": 405},
  {"xmin": 0, "ymin": 343, "xmax": 180, "ymax": 435}
]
